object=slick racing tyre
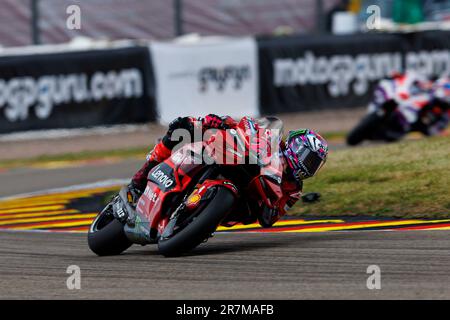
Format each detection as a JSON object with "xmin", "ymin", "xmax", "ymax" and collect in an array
[
  {"xmin": 346, "ymin": 113, "xmax": 383, "ymax": 146},
  {"xmin": 158, "ymin": 187, "xmax": 234, "ymax": 257},
  {"xmin": 88, "ymin": 204, "xmax": 132, "ymax": 256}
]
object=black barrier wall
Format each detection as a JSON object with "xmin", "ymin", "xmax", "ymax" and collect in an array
[
  {"xmin": 258, "ymin": 31, "xmax": 450, "ymax": 114},
  {"xmin": 0, "ymin": 46, "xmax": 156, "ymax": 133},
  {"xmin": 1, "ymin": 31, "xmax": 449, "ymax": 133}
]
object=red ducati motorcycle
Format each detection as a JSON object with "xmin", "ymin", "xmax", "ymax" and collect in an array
[{"xmin": 88, "ymin": 117, "xmax": 285, "ymax": 257}]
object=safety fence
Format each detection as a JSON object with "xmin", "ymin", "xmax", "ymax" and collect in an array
[{"xmin": 0, "ymin": 31, "xmax": 449, "ymax": 133}]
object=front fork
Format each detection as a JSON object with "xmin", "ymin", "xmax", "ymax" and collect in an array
[{"xmin": 109, "ymin": 186, "xmax": 154, "ymax": 245}]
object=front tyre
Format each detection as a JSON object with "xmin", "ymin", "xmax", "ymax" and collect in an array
[
  {"xmin": 346, "ymin": 113, "xmax": 384, "ymax": 146},
  {"xmin": 88, "ymin": 204, "xmax": 132, "ymax": 256},
  {"xmin": 158, "ymin": 187, "xmax": 235, "ymax": 257}
]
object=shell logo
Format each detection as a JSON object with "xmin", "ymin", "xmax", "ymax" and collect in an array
[{"xmin": 187, "ymin": 194, "xmax": 201, "ymax": 206}]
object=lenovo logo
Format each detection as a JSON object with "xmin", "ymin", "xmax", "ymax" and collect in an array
[{"xmin": 150, "ymin": 165, "xmax": 174, "ymax": 189}]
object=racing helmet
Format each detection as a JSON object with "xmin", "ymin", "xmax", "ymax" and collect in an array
[{"xmin": 283, "ymin": 129, "xmax": 328, "ymax": 181}]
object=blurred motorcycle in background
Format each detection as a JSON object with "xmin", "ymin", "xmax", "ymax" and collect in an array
[{"xmin": 347, "ymin": 72, "xmax": 450, "ymax": 146}]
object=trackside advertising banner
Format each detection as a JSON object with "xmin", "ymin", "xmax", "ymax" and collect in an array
[
  {"xmin": 0, "ymin": 46, "xmax": 156, "ymax": 133},
  {"xmin": 258, "ymin": 30, "xmax": 450, "ymax": 114},
  {"xmin": 150, "ymin": 37, "xmax": 259, "ymax": 124}
]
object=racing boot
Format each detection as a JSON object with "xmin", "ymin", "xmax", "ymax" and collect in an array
[{"xmin": 129, "ymin": 142, "xmax": 172, "ymax": 206}]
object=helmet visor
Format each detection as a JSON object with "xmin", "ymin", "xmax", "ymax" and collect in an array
[
  {"xmin": 300, "ymin": 147, "xmax": 325, "ymax": 175},
  {"xmin": 291, "ymin": 145, "xmax": 325, "ymax": 179}
]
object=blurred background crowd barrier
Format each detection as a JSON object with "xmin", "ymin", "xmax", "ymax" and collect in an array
[
  {"xmin": 0, "ymin": 0, "xmax": 338, "ymax": 47},
  {"xmin": 0, "ymin": 0, "xmax": 449, "ymax": 133}
]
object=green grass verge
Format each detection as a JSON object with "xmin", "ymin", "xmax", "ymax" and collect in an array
[
  {"xmin": 292, "ymin": 136, "xmax": 450, "ymax": 218},
  {"xmin": 319, "ymin": 131, "xmax": 347, "ymax": 141}
]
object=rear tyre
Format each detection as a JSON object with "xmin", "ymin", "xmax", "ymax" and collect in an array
[
  {"xmin": 158, "ymin": 187, "xmax": 235, "ymax": 257},
  {"xmin": 346, "ymin": 113, "xmax": 383, "ymax": 146},
  {"xmin": 88, "ymin": 205, "xmax": 132, "ymax": 256}
]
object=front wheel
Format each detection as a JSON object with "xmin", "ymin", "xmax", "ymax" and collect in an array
[
  {"xmin": 88, "ymin": 203, "xmax": 132, "ymax": 256},
  {"xmin": 158, "ymin": 187, "xmax": 235, "ymax": 257},
  {"xmin": 346, "ymin": 113, "xmax": 384, "ymax": 146}
]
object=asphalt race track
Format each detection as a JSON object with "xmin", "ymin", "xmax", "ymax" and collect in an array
[
  {"xmin": 1, "ymin": 229, "xmax": 450, "ymax": 299},
  {"xmin": 0, "ymin": 158, "xmax": 143, "ymax": 197},
  {"xmin": 1, "ymin": 158, "xmax": 450, "ymax": 299}
]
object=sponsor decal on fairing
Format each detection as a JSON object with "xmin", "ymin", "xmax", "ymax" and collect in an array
[{"xmin": 149, "ymin": 164, "xmax": 175, "ymax": 190}]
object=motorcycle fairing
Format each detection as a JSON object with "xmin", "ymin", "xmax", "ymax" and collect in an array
[
  {"xmin": 134, "ymin": 145, "xmax": 204, "ymax": 239},
  {"xmin": 134, "ymin": 142, "xmax": 238, "ymax": 239},
  {"xmin": 130, "ymin": 117, "xmax": 287, "ymax": 242}
]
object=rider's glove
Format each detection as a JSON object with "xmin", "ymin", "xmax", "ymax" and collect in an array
[
  {"xmin": 167, "ymin": 116, "xmax": 197, "ymax": 135},
  {"xmin": 203, "ymin": 114, "xmax": 231, "ymax": 130}
]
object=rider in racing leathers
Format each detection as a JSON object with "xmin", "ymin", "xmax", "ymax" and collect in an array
[
  {"xmin": 378, "ymin": 72, "xmax": 449, "ymax": 141},
  {"xmin": 127, "ymin": 115, "xmax": 328, "ymax": 227}
]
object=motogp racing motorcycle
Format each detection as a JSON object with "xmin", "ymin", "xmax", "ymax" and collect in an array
[
  {"xmin": 88, "ymin": 117, "xmax": 285, "ymax": 257},
  {"xmin": 347, "ymin": 73, "xmax": 450, "ymax": 146}
]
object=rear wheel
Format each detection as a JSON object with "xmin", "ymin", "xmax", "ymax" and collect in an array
[
  {"xmin": 158, "ymin": 187, "xmax": 235, "ymax": 257},
  {"xmin": 88, "ymin": 203, "xmax": 132, "ymax": 256}
]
